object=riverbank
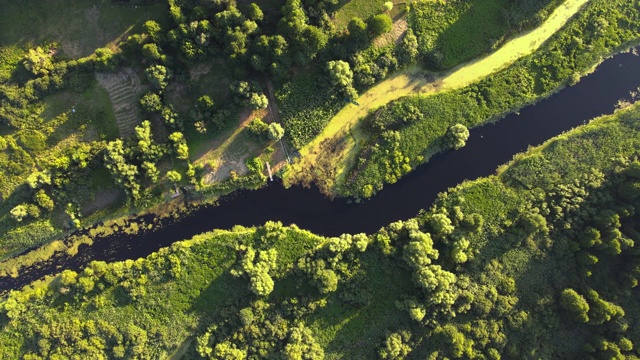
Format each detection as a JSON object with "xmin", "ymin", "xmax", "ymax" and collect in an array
[
  {"xmin": 283, "ymin": 0, "xmax": 589, "ymax": 195},
  {"xmin": 338, "ymin": 0, "xmax": 640, "ymax": 198},
  {"xmin": 2, "ymin": 100, "xmax": 639, "ymax": 358},
  {"xmin": 3, "ymin": 46, "xmax": 640, "ymax": 296}
]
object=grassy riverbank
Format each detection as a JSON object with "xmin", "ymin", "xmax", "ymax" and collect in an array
[
  {"xmin": 0, "ymin": 0, "xmax": 564, "ymax": 265},
  {"xmin": 2, "ymin": 101, "xmax": 639, "ymax": 358},
  {"xmin": 283, "ymin": 0, "xmax": 640, "ymax": 199}
]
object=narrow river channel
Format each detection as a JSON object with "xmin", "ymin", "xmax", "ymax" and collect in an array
[{"xmin": 3, "ymin": 48, "xmax": 640, "ymax": 293}]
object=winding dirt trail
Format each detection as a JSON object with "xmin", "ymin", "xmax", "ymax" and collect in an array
[{"xmin": 285, "ymin": 0, "xmax": 590, "ymax": 192}]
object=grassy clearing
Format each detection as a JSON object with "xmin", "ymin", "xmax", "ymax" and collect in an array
[
  {"xmin": 0, "ymin": 0, "xmax": 168, "ymax": 58},
  {"xmin": 284, "ymin": 0, "xmax": 588, "ymax": 193},
  {"xmin": 311, "ymin": 251, "xmax": 414, "ymax": 359},
  {"xmin": 412, "ymin": 0, "xmax": 510, "ymax": 69}
]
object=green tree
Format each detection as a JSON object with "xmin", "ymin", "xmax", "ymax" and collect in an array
[
  {"xmin": 246, "ymin": 118, "xmax": 269, "ymax": 141},
  {"xmin": 327, "ymin": 60, "xmax": 358, "ymax": 99},
  {"xmin": 284, "ymin": 323, "xmax": 325, "ymax": 360},
  {"xmin": 396, "ymin": 29, "xmax": 418, "ymax": 65},
  {"xmin": 446, "ymin": 124, "xmax": 470, "ymax": 149},
  {"xmin": 560, "ymin": 288, "xmax": 590, "ymax": 323},
  {"xmin": 59, "ymin": 269, "xmax": 78, "ymax": 286},
  {"xmin": 368, "ymin": 14, "xmax": 393, "ymax": 37},
  {"xmin": 142, "ymin": 43, "xmax": 164, "ymax": 62},
  {"xmin": 141, "ymin": 161, "xmax": 160, "ymax": 183},
  {"xmin": 140, "ymin": 92, "xmax": 163, "ymax": 113},
  {"xmin": 26, "ymin": 171, "xmax": 51, "ymax": 189},
  {"xmin": 35, "ymin": 189, "xmax": 55, "ymax": 211},
  {"xmin": 249, "ymin": 92, "xmax": 269, "ymax": 110},
  {"xmin": 247, "ymin": 3, "xmax": 264, "ymax": 21},
  {"xmin": 104, "ymin": 139, "xmax": 141, "ymax": 199},
  {"xmin": 316, "ymin": 269, "xmax": 338, "ymax": 294},
  {"xmin": 168, "ymin": 132, "xmax": 189, "ymax": 160},
  {"xmin": 231, "ymin": 246, "xmax": 278, "ymax": 297},
  {"xmin": 134, "ymin": 121, "xmax": 162, "ymax": 161},
  {"xmin": 145, "ymin": 65, "xmax": 171, "ymax": 90},
  {"xmin": 403, "ymin": 231, "xmax": 438, "ymax": 268},
  {"xmin": 267, "ymin": 122, "xmax": 285, "ymax": 141},
  {"xmin": 348, "ymin": 17, "xmax": 368, "ymax": 45},
  {"xmin": 379, "ymin": 331, "xmax": 412, "ymax": 360},
  {"xmin": 166, "ymin": 170, "xmax": 182, "ymax": 184},
  {"xmin": 430, "ymin": 213, "xmax": 454, "ymax": 237},
  {"xmin": 24, "ymin": 47, "xmax": 53, "ymax": 76},
  {"xmin": 521, "ymin": 212, "xmax": 548, "ymax": 235},
  {"xmin": 213, "ymin": 341, "xmax": 246, "ymax": 359},
  {"xmin": 143, "ymin": 20, "xmax": 162, "ymax": 41},
  {"xmin": 10, "ymin": 204, "xmax": 29, "ymax": 222}
]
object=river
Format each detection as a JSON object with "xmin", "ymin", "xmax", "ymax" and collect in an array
[{"xmin": 2, "ymin": 48, "xmax": 640, "ymax": 293}]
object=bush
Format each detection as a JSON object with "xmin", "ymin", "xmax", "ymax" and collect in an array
[
  {"xmin": 268, "ymin": 123, "xmax": 285, "ymax": 141},
  {"xmin": 560, "ymin": 288, "xmax": 589, "ymax": 323},
  {"xmin": 246, "ymin": 119, "xmax": 269, "ymax": 141},
  {"xmin": 445, "ymin": 124, "xmax": 470, "ymax": 150},
  {"xmin": 368, "ymin": 14, "xmax": 393, "ymax": 37},
  {"xmin": 17, "ymin": 130, "xmax": 46, "ymax": 152},
  {"xmin": 140, "ymin": 92, "xmax": 163, "ymax": 113}
]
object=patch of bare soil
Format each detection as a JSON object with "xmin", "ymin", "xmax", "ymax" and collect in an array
[{"xmin": 95, "ymin": 68, "xmax": 146, "ymax": 138}]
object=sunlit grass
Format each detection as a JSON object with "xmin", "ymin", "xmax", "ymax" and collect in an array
[{"xmin": 285, "ymin": 0, "xmax": 589, "ymax": 194}]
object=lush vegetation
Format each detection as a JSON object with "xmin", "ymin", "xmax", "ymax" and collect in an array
[
  {"xmin": 0, "ymin": 0, "xmax": 569, "ymax": 257},
  {"xmin": 341, "ymin": 0, "xmax": 640, "ymax": 199},
  {"xmin": 2, "ymin": 102, "xmax": 640, "ymax": 358},
  {"xmin": 276, "ymin": 0, "xmax": 560, "ymax": 149},
  {"xmin": 2, "ymin": 1, "xmax": 640, "ymax": 357},
  {"xmin": 411, "ymin": 0, "xmax": 563, "ymax": 69}
]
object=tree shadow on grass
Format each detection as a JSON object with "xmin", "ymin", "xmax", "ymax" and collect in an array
[{"xmin": 434, "ymin": 0, "xmax": 509, "ymax": 69}]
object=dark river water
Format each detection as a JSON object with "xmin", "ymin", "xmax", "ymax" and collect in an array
[{"xmin": 3, "ymin": 49, "xmax": 640, "ymax": 293}]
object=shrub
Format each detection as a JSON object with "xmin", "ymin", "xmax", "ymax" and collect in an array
[
  {"xmin": 368, "ymin": 14, "xmax": 393, "ymax": 37},
  {"xmin": 445, "ymin": 124, "xmax": 469, "ymax": 150}
]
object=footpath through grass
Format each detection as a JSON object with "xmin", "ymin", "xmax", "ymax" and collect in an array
[{"xmin": 284, "ymin": 0, "xmax": 589, "ymax": 193}]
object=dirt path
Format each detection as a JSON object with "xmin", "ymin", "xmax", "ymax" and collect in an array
[{"xmin": 284, "ymin": 0, "xmax": 590, "ymax": 191}]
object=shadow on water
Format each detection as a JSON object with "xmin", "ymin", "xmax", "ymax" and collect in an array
[{"xmin": 3, "ymin": 49, "xmax": 640, "ymax": 293}]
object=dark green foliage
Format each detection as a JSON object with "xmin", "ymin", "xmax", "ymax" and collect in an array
[
  {"xmin": 17, "ymin": 130, "xmax": 46, "ymax": 152},
  {"xmin": 348, "ymin": 17, "xmax": 368, "ymax": 46},
  {"xmin": 560, "ymin": 288, "xmax": 590, "ymax": 323},
  {"xmin": 247, "ymin": 3, "xmax": 264, "ymax": 22},
  {"xmin": 230, "ymin": 80, "xmax": 268, "ymax": 110},
  {"xmin": 142, "ymin": 43, "xmax": 166, "ymax": 63},
  {"xmin": 104, "ymin": 139, "xmax": 141, "ymax": 199},
  {"xmin": 395, "ymin": 29, "xmax": 419, "ymax": 66}
]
